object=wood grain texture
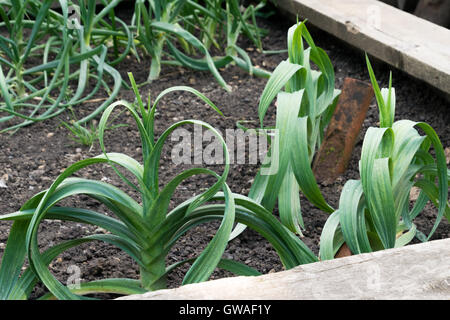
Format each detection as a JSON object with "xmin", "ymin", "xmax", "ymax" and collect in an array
[
  {"xmin": 117, "ymin": 238, "xmax": 450, "ymax": 300},
  {"xmin": 270, "ymin": 0, "xmax": 450, "ymax": 96}
]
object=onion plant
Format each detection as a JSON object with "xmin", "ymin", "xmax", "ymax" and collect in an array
[
  {"xmin": 131, "ymin": 0, "xmax": 270, "ymax": 91},
  {"xmin": 0, "ymin": 73, "xmax": 317, "ymax": 300},
  {"xmin": 0, "ymin": 0, "xmax": 270, "ymax": 131},
  {"xmin": 0, "ymin": 0, "xmax": 131, "ymax": 131},
  {"xmin": 319, "ymin": 56, "xmax": 450, "ymax": 259},
  {"xmin": 247, "ymin": 21, "xmax": 340, "ymax": 235}
]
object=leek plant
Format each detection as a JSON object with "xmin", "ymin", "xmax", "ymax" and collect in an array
[
  {"xmin": 247, "ymin": 21, "xmax": 340, "ymax": 235},
  {"xmin": 319, "ymin": 56, "xmax": 450, "ymax": 259},
  {"xmin": 131, "ymin": 0, "xmax": 270, "ymax": 91},
  {"xmin": 0, "ymin": 0, "xmax": 131, "ymax": 132},
  {"xmin": 0, "ymin": 73, "xmax": 317, "ymax": 300}
]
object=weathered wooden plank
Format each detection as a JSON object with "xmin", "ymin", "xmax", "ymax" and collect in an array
[
  {"xmin": 117, "ymin": 238, "xmax": 450, "ymax": 300},
  {"xmin": 270, "ymin": 0, "xmax": 450, "ymax": 96}
]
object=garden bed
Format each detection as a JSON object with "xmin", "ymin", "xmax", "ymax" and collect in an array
[
  {"xmin": 0, "ymin": 5, "xmax": 449, "ymax": 299},
  {"xmin": 117, "ymin": 238, "xmax": 450, "ymax": 300}
]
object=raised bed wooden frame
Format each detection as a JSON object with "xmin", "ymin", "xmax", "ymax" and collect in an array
[{"xmin": 270, "ymin": 0, "xmax": 450, "ymax": 97}]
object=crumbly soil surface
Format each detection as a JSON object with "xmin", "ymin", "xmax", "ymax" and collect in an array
[{"xmin": 0, "ymin": 5, "xmax": 449, "ymax": 299}]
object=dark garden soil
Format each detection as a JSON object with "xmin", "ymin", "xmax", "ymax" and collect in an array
[{"xmin": 0, "ymin": 4, "xmax": 449, "ymax": 299}]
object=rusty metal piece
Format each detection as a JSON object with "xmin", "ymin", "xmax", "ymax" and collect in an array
[
  {"xmin": 313, "ymin": 77, "xmax": 374, "ymax": 184},
  {"xmin": 335, "ymin": 243, "xmax": 352, "ymax": 258}
]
